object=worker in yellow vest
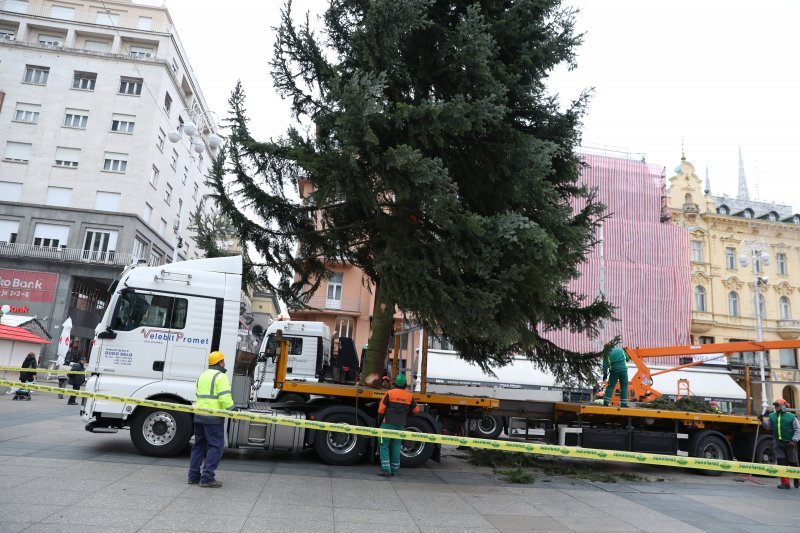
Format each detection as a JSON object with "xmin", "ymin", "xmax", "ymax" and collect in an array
[{"xmin": 188, "ymin": 351, "xmax": 234, "ymax": 488}]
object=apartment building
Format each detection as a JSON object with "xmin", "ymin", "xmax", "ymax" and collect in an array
[
  {"xmin": 0, "ymin": 0, "xmax": 220, "ymax": 361},
  {"xmin": 667, "ymin": 152, "xmax": 800, "ymax": 409}
]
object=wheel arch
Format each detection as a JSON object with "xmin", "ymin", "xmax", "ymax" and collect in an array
[
  {"xmin": 305, "ymin": 404, "xmax": 375, "ymax": 447},
  {"xmin": 690, "ymin": 429, "xmax": 733, "ymax": 457}
]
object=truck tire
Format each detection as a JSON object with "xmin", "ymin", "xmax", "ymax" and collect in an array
[
  {"xmin": 691, "ymin": 432, "xmax": 730, "ymax": 476},
  {"xmin": 469, "ymin": 415, "xmax": 503, "ymax": 439},
  {"xmin": 400, "ymin": 416, "xmax": 436, "ymax": 468},
  {"xmin": 313, "ymin": 413, "xmax": 368, "ymax": 466},
  {"xmin": 130, "ymin": 407, "xmax": 192, "ymax": 457},
  {"xmin": 754, "ymin": 437, "xmax": 775, "ymax": 464},
  {"xmin": 277, "ymin": 393, "xmax": 307, "ymax": 405}
]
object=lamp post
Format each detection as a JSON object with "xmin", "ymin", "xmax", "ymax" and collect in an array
[
  {"xmin": 167, "ymin": 108, "xmax": 223, "ymax": 263},
  {"xmin": 738, "ymin": 239, "xmax": 771, "ymax": 412},
  {"xmin": 0, "ymin": 304, "xmax": 10, "ymax": 324}
]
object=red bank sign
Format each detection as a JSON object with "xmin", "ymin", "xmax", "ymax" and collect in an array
[{"xmin": 0, "ymin": 269, "xmax": 59, "ymax": 303}]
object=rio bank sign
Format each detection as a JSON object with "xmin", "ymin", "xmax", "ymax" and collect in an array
[{"xmin": 0, "ymin": 268, "xmax": 59, "ymax": 303}]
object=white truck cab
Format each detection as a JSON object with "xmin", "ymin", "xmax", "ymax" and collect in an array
[{"xmin": 254, "ymin": 320, "xmax": 331, "ymax": 401}]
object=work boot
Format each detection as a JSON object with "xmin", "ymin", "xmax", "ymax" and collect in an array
[
  {"xmin": 199, "ymin": 480, "xmax": 222, "ymax": 488},
  {"xmin": 794, "ymin": 479, "xmax": 800, "ymax": 488},
  {"xmin": 778, "ymin": 478, "xmax": 791, "ymax": 490},
  {"xmin": 377, "ymin": 470, "xmax": 392, "ymax": 477},
  {"xmin": 187, "ymin": 479, "xmax": 199, "ymax": 485}
]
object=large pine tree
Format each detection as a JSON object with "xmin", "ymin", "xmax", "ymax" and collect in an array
[{"xmin": 209, "ymin": 0, "xmax": 615, "ymax": 387}]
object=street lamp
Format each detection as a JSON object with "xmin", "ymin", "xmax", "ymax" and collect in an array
[
  {"xmin": 738, "ymin": 239, "xmax": 771, "ymax": 412},
  {"xmin": 167, "ymin": 108, "xmax": 223, "ymax": 263},
  {"xmin": 0, "ymin": 304, "xmax": 10, "ymax": 323}
]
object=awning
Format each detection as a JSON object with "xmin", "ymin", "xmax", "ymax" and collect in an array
[
  {"xmin": 636, "ymin": 367, "xmax": 745, "ymax": 400},
  {"xmin": 0, "ymin": 324, "xmax": 51, "ymax": 344}
]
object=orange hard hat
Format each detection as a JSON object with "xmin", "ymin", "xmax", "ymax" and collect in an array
[
  {"xmin": 710, "ymin": 401, "xmax": 718, "ymax": 406},
  {"xmin": 774, "ymin": 398, "xmax": 790, "ymax": 407}
]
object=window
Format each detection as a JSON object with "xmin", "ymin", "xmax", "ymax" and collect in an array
[
  {"xmin": 164, "ymin": 92, "xmax": 172, "ymax": 114},
  {"xmin": 265, "ymin": 334, "xmax": 304, "ymax": 357},
  {"xmin": 138, "ymin": 17, "xmax": 152, "ymax": 30},
  {"xmin": 170, "ymin": 149, "xmax": 178, "ymax": 170},
  {"xmin": 132, "ymin": 238, "xmax": 147, "ymax": 261},
  {"xmin": 33, "ymin": 237, "xmax": 60, "ymax": 248},
  {"xmin": 148, "ymin": 249, "xmax": 162, "ymax": 266},
  {"xmin": 73, "ymin": 71, "xmax": 96, "ymax": 90},
  {"xmin": 694, "ymin": 285, "xmax": 706, "ymax": 312},
  {"xmin": 326, "ymin": 272, "xmax": 343, "ymax": 309},
  {"xmin": 23, "ymin": 65, "xmax": 49, "ymax": 85},
  {"xmin": 0, "ymin": 220, "xmax": 20, "ymax": 243},
  {"xmin": 82, "ymin": 229, "xmax": 117, "ymax": 261},
  {"xmin": 768, "ymin": 212, "xmax": 778, "ymax": 222},
  {"xmin": 157, "ymin": 128, "xmax": 166, "ymax": 152},
  {"xmin": 159, "ymin": 218, "xmax": 167, "ymax": 236},
  {"xmin": 63, "ymin": 109, "xmax": 89, "ymax": 129},
  {"xmin": 143, "ymin": 203, "xmax": 153, "ymax": 223},
  {"xmin": 129, "ymin": 45, "xmax": 153, "ymax": 59},
  {"xmin": 182, "ymin": 166, "xmax": 189, "ymax": 185},
  {"xmin": 51, "ymin": 5, "xmax": 75, "ymax": 20},
  {"xmin": 0, "ymin": 182, "xmax": 22, "ymax": 202},
  {"xmin": 780, "ymin": 349, "xmax": 798, "ymax": 369},
  {"xmin": 725, "ymin": 247, "xmax": 736, "ymax": 269},
  {"xmin": 780, "ymin": 296, "xmax": 791, "ymax": 320},
  {"xmin": 37, "ymin": 33, "xmax": 62, "ymax": 46},
  {"xmin": 14, "ymin": 102, "xmax": 40, "ymax": 123},
  {"xmin": 691, "ymin": 240, "xmax": 703, "ymax": 262},
  {"xmin": 45, "ymin": 187, "xmax": 72, "ymax": 207},
  {"xmin": 177, "ymin": 199, "xmax": 184, "ymax": 219},
  {"xmin": 150, "ymin": 165, "xmax": 160, "ymax": 186},
  {"xmin": 103, "ymin": 152, "xmax": 128, "ymax": 173},
  {"xmin": 794, "ymin": 215, "xmax": 800, "ymax": 225},
  {"xmin": 171, "ymin": 59, "xmax": 178, "ymax": 73},
  {"xmin": 743, "ymin": 209, "xmax": 753, "ymax": 219},
  {"xmin": 717, "ymin": 205, "xmax": 730, "ymax": 215},
  {"xmin": 777, "ymin": 253, "xmax": 787, "ymax": 275},
  {"xmin": 0, "ymin": 29, "xmax": 15, "ymax": 40},
  {"xmin": 728, "ymin": 291, "xmax": 739, "ymax": 317},
  {"xmin": 96, "ymin": 12, "xmax": 119, "ymax": 26},
  {"xmin": 4, "ymin": 141, "xmax": 31, "ymax": 163},
  {"xmin": 110, "ymin": 291, "xmax": 187, "ymax": 331},
  {"xmin": 119, "ymin": 77, "xmax": 143, "ymax": 95},
  {"xmin": 165, "ymin": 183, "xmax": 173, "ymax": 205},
  {"xmin": 95, "ymin": 191, "xmax": 121, "ymax": 211},
  {"xmin": 111, "ymin": 114, "xmax": 135, "ymax": 133},
  {"xmin": 4, "ymin": 0, "xmax": 28, "ymax": 14},
  {"xmin": 33, "ymin": 223, "xmax": 69, "ymax": 248},
  {"xmin": 758, "ymin": 293, "xmax": 766, "ymax": 318},
  {"xmin": 54, "ymin": 147, "xmax": 80, "ymax": 167},
  {"xmin": 84, "ymin": 40, "xmax": 110, "ymax": 52},
  {"xmin": 192, "ymin": 183, "xmax": 199, "ymax": 200}
]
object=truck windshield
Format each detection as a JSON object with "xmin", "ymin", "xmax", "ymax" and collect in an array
[
  {"xmin": 265, "ymin": 334, "xmax": 303, "ymax": 356},
  {"xmin": 110, "ymin": 291, "xmax": 188, "ymax": 331}
]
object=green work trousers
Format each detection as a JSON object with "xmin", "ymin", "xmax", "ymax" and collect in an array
[
  {"xmin": 379, "ymin": 422, "xmax": 404, "ymax": 473},
  {"xmin": 604, "ymin": 369, "xmax": 629, "ymax": 407}
]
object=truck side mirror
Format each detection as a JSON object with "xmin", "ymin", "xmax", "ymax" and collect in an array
[{"xmin": 97, "ymin": 327, "xmax": 117, "ymax": 340}]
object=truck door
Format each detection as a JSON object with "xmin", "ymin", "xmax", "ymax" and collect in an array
[
  {"xmin": 95, "ymin": 289, "xmax": 183, "ymax": 381},
  {"xmin": 164, "ymin": 295, "xmax": 216, "ymax": 381}
]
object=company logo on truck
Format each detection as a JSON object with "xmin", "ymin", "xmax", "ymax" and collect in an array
[{"xmin": 140, "ymin": 328, "xmax": 209, "ymax": 345}]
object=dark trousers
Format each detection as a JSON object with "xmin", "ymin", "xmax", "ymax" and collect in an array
[
  {"xmin": 603, "ymin": 369, "xmax": 629, "ymax": 407},
  {"xmin": 379, "ymin": 422, "xmax": 404, "ymax": 473},
  {"xmin": 67, "ymin": 384, "xmax": 80, "ymax": 404},
  {"xmin": 58, "ymin": 378, "xmax": 67, "ymax": 399},
  {"xmin": 188, "ymin": 423, "xmax": 225, "ymax": 483}
]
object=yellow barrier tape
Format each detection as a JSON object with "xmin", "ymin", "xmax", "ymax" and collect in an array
[
  {"xmin": 2, "ymin": 378, "xmax": 798, "ymax": 479},
  {"xmin": 0, "ymin": 365, "xmax": 89, "ymax": 375}
]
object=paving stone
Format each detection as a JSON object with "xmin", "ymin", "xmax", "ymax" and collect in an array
[
  {"xmin": 0, "ymin": 503, "xmax": 65, "ymax": 522},
  {"xmin": 410, "ymin": 511, "xmax": 495, "ymax": 529},
  {"xmin": 39, "ymin": 506, "xmax": 159, "ymax": 530},
  {"xmin": 0, "ymin": 522, "xmax": 32, "ymax": 533},
  {"xmin": 241, "ymin": 516, "xmax": 335, "ymax": 533},
  {"xmin": 144, "ymin": 510, "xmax": 247, "ymax": 532}
]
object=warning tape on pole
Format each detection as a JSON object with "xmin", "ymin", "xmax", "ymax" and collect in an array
[
  {"xmin": 2, "ymin": 377, "xmax": 798, "ymax": 479},
  {"xmin": 0, "ymin": 365, "xmax": 89, "ymax": 375}
]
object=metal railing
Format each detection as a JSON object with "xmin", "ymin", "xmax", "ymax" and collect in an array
[
  {"xmin": 778, "ymin": 320, "xmax": 800, "ymax": 329},
  {"xmin": 0, "ymin": 242, "xmax": 134, "ymax": 266},
  {"xmin": 0, "ymin": 38, "xmax": 169, "ymax": 66},
  {"xmin": 683, "ymin": 203, "xmax": 699, "ymax": 213},
  {"xmin": 291, "ymin": 296, "xmax": 361, "ymax": 314},
  {"xmin": 1, "ymin": 2, "xmax": 172, "ymax": 33}
]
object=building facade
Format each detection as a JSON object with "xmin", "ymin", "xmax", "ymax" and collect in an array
[
  {"xmin": 0, "ymin": 0, "xmax": 220, "ymax": 361},
  {"xmin": 667, "ymin": 153, "xmax": 800, "ymax": 410}
]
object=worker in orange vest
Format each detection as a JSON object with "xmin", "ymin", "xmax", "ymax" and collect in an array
[{"xmin": 377, "ymin": 373, "xmax": 419, "ymax": 477}]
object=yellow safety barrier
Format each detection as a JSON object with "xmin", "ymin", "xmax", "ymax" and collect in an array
[
  {"xmin": 2, "ymin": 377, "xmax": 799, "ymax": 479},
  {"xmin": 0, "ymin": 365, "xmax": 89, "ymax": 375}
]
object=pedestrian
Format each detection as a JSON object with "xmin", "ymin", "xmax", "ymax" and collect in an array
[
  {"xmin": 759, "ymin": 398, "xmax": 800, "ymax": 489},
  {"xmin": 66, "ymin": 357, "xmax": 86, "ymax": 405},
  {"xmin": 19, "ymin": 352, "xmax": 37, "ymax": 384},
  {"xmin": 188, "ymin": 351, "xmax": 234, "ymax": 488},
  {"xmin": 602, "ymin": 346, "xmax": 630, "ymax": 407},
  {"xmin": 709, "ymin": 400, "xmax": 723, "ymax": 414},
  {"xmin": 58, "ymin": 350, "xmax": 72, "ymax": 399},
  {"xmin": 377, "ymin": 373, "xmax": 419, "ymax": 477}
]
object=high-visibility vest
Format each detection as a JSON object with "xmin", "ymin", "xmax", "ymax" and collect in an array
[
  {"xmin": 769, "ymin": 410, "xmax": 797, "ymax": 441},
  {"xmin": 194, "ymin": 368, "xmax": 234, "ymax": 423}
]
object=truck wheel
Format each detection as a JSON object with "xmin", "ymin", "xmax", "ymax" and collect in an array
[
  {"xmin": 130, "ymin": 407, "xmax": 192, "ymax": 457},
  {"xmin": 691, "ymin": 433, "xmax": 730, "ymax": 476},
  {"xmin": 277, "ymin": 393, "xmax": 307, "ymax": 405},
  {"xmin": 313, "ymin": 413, "xmax": 368, "ymax": 466},
  {"xmin": 400, "ymin": 416, "xmax": 436, "ymax": 468},
  {"xmin": 755, "ymin": 438, "xmax": 775, "ymax": 464},
  {"xmin": 470, "ymin": 415, "xmax": 503, "ymax": 439}
]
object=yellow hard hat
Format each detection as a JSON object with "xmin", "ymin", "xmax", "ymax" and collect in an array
[{"xmin": 208, "ymin": 351, "xmax": 225, "ymax": 366}]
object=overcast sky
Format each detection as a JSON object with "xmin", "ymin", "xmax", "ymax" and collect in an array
[{"xmin": 166, "ymin": 0, "xmax": 800, "ymax": 212}]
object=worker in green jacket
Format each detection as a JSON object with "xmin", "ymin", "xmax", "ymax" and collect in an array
[
  {"xmin": 602, "ymin": 347, "xmax": 630, "ymax": 407},
  {"xmin": 759, "ymin": 398, "xmax": 800, "ymax": 489}
]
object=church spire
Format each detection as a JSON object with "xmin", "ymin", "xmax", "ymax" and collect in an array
[{"xmin": 737, "ymin": 147, "xmax": 749, "ymax": 200}]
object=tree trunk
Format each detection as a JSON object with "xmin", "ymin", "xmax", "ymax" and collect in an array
[{"xmin": 361, "ymin": 281, "xmax": 395, "ymax": 387}]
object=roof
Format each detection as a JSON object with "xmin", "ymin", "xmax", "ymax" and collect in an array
[{"xmin": 0, "ymin": 324, "xmax": 51, "ymax": 344}]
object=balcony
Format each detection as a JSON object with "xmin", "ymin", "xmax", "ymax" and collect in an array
[
  {"xmin": 778, "ymin": 320, "xmax": 800, "ymax": 340},
  {"xmin": 0, "ymin": 242, "xmax": 134, "ymax": 267},
  {"xmin": 691, "ymin": 311, "xmax": 715, "ymax": 333},
  {"xmin": 683, "ymin": 203, "xmax": 700, "ymax": 213},
  {"xmin": 0, "ymin": 38, "xmax": 169, "ymax": 66},
  {"xmin": 1, "ymin": 2, "xmax": 172, "ymax": 33},
  {"xmin": 290, "ymin": 296, "xmax": 361, "ymax": 315}
]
